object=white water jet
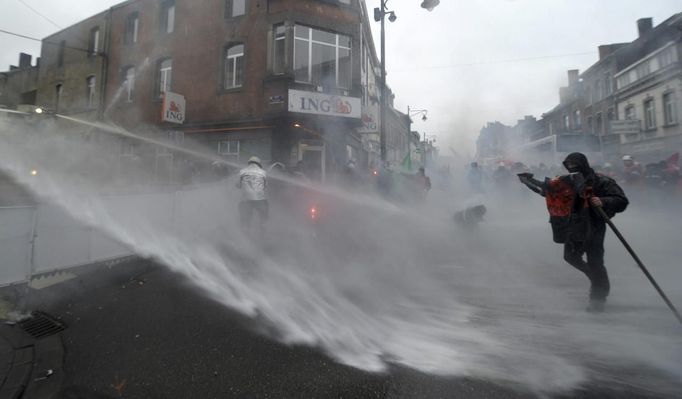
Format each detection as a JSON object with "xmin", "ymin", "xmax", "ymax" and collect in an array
[{"xmin": 0, "ymin": 115, "xmax": 680, "ymax": 396}]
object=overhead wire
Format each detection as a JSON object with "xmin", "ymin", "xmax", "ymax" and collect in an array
[
  {"xmin": 15, "ymin": 0, "xmax": 62, "ymax": 29},
  {"xmin": 0, "ymin": 28, "xmax": 101, "ymax": 56},
  {"xmin": 10, "ymin": 1, "xmax": 92, "ymax": 51}
]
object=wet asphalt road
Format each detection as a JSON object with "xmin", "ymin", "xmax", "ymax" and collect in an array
[{"xmin": 22, "ymin": 259, "xmax": 674, "ymax": 399}]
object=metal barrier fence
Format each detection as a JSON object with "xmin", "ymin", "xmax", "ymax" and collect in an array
[
  {"xmin": 0, "ymin": 203, "xmax": 133, "ymax": 287},
  {"xmin": 0, "ymin": 206, "xmax": 35, "ymax": 285},
  {"xmin": 0, "ymin": 184, "xmax": 230, "ymax": 287}
]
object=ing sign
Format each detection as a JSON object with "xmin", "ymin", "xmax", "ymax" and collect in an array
[
  {"xmin": 162, "ymin": 91, "xmax": 186, "ymax": 124},
  {"xmin": 288, "ymin": 89, "xmax": 361, "ymax": 119}
]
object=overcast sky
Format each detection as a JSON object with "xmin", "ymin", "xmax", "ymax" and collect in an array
[{"xmin": 1, "ymin": 0, "xmax": 681, "ymax": 154}]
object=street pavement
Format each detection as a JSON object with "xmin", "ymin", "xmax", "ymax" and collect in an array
[{"xmin": 6, "ymin": 258, "xmax": 676, "ymax": 399}]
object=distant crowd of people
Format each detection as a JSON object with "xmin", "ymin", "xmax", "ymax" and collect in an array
[{"xmin": 464, "ymin": 153, "xmax": 682, "ymax": 207}]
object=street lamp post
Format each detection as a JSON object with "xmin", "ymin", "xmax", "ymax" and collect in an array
[
  {"xmin": 408, "ymin": 106, "xmax": 428, "ymax": 167},
  {"xmin": 375, "ymin": 0, "xmax": 439, "ymax": 162},
  {"xmin": 376, "ymin": 1, "xmax": 392, "ymax": 162}
]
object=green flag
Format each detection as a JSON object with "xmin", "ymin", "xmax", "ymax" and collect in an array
[{"xmin": 401, "ymin": 152, "xmax": 412, "ymax": 172}]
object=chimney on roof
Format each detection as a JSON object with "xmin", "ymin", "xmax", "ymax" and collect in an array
[
  {"xmin": 567, "ymin": 69, "xmax": 579, "ymax": 86},
  {"xmin": 637, "ymin": 18, "xmax": 653, "ymax": 37},
  {"xmin": 19, "ymin": 53, "xmax": 32, "ymax": 69},
  {"xmin": 598, "ymin": 45, "xmax": 615, "ymax": 60}
]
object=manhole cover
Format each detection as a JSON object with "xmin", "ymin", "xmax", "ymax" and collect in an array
[{"xmin": 18, "ymin": 311, "xmax": 66, "ymax": 339}]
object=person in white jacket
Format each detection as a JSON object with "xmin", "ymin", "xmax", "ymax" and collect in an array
[{"xmin": 236, "ymin": 156, "xmax": 268, "ymax": 238}]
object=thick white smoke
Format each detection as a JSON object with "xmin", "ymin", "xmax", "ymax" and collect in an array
[{"xmin": 0, "ymin": 113, "xmax": 680, "ymax": 396}]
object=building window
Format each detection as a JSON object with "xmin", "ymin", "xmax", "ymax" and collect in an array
[
  {"xmin": 607, "ymin": 108, "xmax": 615, "ymax": 121},
  {"xmin": 663, "ymin": 92, "xmax": 677, "ymax": 125},
  {"xmin": 224, "ymin": 44, "xmax": 244, "ymax": 89},
  {"xmin": 361, "ymin": 42, "xmax": 367, "ymax": 74},
  {"xmin": 55, "ymin": 84, "xmax": 63, "ymax": 111},
  {"xmin": 294, "ymin": 24, "xmax": 351, "ymax": 88},
  {"xmin": 573, "ymin": 110, "xmax": 581, "ymax": 130},
  {"xmin": 636, "ymin": 62, "xmax": 650, "ymax": 80},
  {"xmin": 594, "ymin": 80, "xmax": 602, "ymax": 102},
  {"xmin": 563, "ymin": 114, "xmax": 569, "ymax": 130},
  {"xmin": 89, "ymin": 28, "xmax": 100, "ymax": 55},
  {"xmin": 604, "ymin": 72, "xmax": 612, "ymax": 96},
  {"xmin": 123, "ymin": 66, "xmax": 135, "ymax": 102},
  {"xmin": 644, "ymin": 99, "xmax": 656, "ymax": 130},
  {"xmin": 225, "ymin": 0, "xmax": 246, "ymax": 18},
  {"xmin": 125, "ymin": 13, "xmax": 139, "ymax": 44},
  {"xmin": 624, "ymin": 105, "xmax": 635, "ymax": 120},
  {"xmin": 218, "ymin": 140, "xmax": 240, "ymax": 156},
  {"xmin": 57, "ymin": 40, "xmax": 66, "ymax": 67},
  {"xmin": 157, "ymin": 58, "xmax": 172, "ymax": 98},
  {"xmin": 596, "ymin": 112, "xmax": 603, "ymax": 135},
  {"xmin": 273, "ymin": 24, "xmax": 286, "ymax": 74},
  {"xmin": 161, "ymin": 1, "xmax": 175, "ymax": 34},
  {"xmin": 659, "ymin": 47, "xmax": 676, "ymax": 68},
  {"xmin": 86, "ymin": 76, "xmax": 96, "ymax": 108},
  {"xmin": 587, "ymin": 116, "xmax": 593, "ymax": 133}
]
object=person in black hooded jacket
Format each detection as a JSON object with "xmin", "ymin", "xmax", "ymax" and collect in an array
[{"xmin": 520, "ymin": 152, "xmax": 629, "ymax": 312}]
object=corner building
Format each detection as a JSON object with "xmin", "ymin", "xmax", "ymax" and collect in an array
[{"xmin": 103, "ymin": 0, "xmax": 368, "ymax": 181}]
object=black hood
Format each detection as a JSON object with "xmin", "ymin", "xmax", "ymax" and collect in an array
[{"xmin": 563, "ymin": 152, "xmax": 594, "ymax": 177}]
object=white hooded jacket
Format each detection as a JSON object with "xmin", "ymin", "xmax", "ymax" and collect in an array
[{"xmin": 237, "ymin": 163, "xmax": 267, "ymax": 201}]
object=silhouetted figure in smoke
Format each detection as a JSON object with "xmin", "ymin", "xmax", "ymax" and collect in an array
[
  {"xmin": 236, "ymin": 156, "xmax": 268, "ymax": 241},
  {"xmin": 377, "ymin": 161, "xmax": 394, "ymax": 198},
  {"xmin": 292, "ymin": 160, "xmax": 310, "ymax": 182},
  {"xmin": 342, "ymin": 159, "xmax": 360, "ymax": 189},
  {"xmin": 266, "ymin": 162, "xmax": 290, "ymax": 204},
  {"xmin": 519, "ymin": 152, "xmax": 629, "ymax": 313},
  {"xmin": 211, "ymin": 161, "xmax": 232, "ymax": 181},
  {"xmin": 492, "ymin": 164, "xmax": 512, "ymax": 190},
  {"xmin": 467, "ymin": 162, "xmax": 483, "ymax": 193},
  {"xmin": 621, "ymin": 155, "xmax": 644, "ymax": 186},
  {"xmin": 414, "ymin": 167, "xmax": 431, "ymax": 201},
  {"xmin": 182, "ymin": 159, "xmax": 202, "ymax": 184}
]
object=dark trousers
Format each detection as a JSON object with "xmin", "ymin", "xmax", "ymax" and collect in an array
[
  {"xmin": 239, "ymin": 200, "xmax": 268, "ymax": 237},
  {"xmin": 563, "ymin": 224, "xmax": 610, "ymax": 302}
]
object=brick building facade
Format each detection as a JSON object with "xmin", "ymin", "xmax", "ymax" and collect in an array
[
  {"xmin": 3, "ymin": 0, "xmax": 411, "ymax": 184},
  {"xmin": 36, "ymin": 10, "xmax": 109, "ymax": 119},
  {"xmin": 0, "ymin": 53, "xmax": 39, "ymax": 109},
  {"xmin": 98, "ymin": 0, "xmax": 374, "ymax": 182}
]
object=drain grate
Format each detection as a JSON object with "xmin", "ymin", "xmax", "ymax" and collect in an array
[{"xmin": 18, "ymin": 311, "xmax": 66, "ymax": 339}]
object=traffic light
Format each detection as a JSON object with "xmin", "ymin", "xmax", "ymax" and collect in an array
[{"xmin": 374, "ymin": 7, "xmax": 382, "ymax": 22}]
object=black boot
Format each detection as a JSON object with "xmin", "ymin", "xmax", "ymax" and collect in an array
[{"xmin": 586, "ymin": 298, "xmax": 606, "ymax": 313}]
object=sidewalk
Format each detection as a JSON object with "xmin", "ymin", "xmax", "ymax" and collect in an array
[{"xmin": 0, "ymin": 316, "xmax": 64, "ymax": 399}]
